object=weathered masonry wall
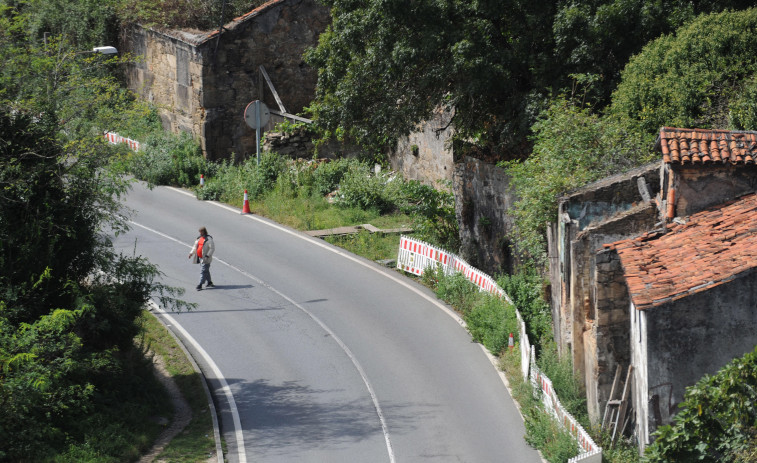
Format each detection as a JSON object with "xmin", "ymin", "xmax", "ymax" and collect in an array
[
  {"xmin": 549, "ymin": 163, "xmax": 661, "ymax": 424},
  {"xmin": 123, "ymin": 27, "xmax": 206, "ymax": 136},
  {"xmin": 632, "ymin": 271, "xmax": 757, "ymax": 448},
  {"xmin": 453, "ymin": 157, "xmax": 518, "ymax": 275},
  {"xmin": 122, "ymin": 0, "xmax": 329, "ymax": 161},
  {"xmin": 578, "ymin": 203, "xmax": 657, "ymax": 422},
  {"xmin": 391, "ymin": 107, "xmax": 455, "ymax": 191},
  {"xmin": 667, "ymin": 164, "xmax": 757, "ymax": 216}
]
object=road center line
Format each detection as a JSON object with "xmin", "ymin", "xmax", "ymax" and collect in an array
[{"xmin": 129, "ymin": 218, "xmax": 396, "ymax": 463}]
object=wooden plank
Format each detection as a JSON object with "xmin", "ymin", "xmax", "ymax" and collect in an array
[
  {"xmin": 259, "ymin": 65, "xmax": 287, "ymax": 113},
  {"xmin": 603, "ymin": 365, "xmax": 622, "ymax": 429},
  {"xmin": 360, "ymin": 224, "xmax": 380, "ymax": 233},
  {"xmin": 613, "ymin": 365, "xmax": 634, "ymax": 443},
  {"xmin": 304, "ymin": 226, "xmax": 360, "ymax": 237},
  {"xmin": 305, "ymin": 224, "xmax": 413, "ymax": 238}
]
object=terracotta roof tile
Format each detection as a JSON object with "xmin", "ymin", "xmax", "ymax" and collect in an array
[
  {"xmin": 658, "ymin": 127, "xmax": 757, "ymax": 165},
  {"xmin": 611, "ymin": 193, "xmax": 757, "ymax": 310}
]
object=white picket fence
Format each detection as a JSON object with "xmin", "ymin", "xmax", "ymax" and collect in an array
[{"xmin": 397, "ymin": 235, "xmax": 601, "ymax": 462}]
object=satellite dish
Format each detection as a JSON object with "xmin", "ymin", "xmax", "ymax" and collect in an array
[{"xmin": 244, "ymin": 101, "xmax": 270, "ymax": 129}]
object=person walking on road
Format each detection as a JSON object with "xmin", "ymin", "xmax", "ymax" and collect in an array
[{"xmin": 189, "ymin": 227, "xmax": 215, "ymax": 290}]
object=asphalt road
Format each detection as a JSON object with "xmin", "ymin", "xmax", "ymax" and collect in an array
[{"xmin": 112, "ymin": 182, "xmax": 543, "ymax": 463}]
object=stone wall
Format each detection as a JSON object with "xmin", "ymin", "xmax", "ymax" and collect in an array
[
  {"xmin": 122, "ymin": 0, "xmax": 329, "ymax": 161},
  {"xmin": 391, "ymin": 107, "xmax": 455, "ymax": 190},
  {"xmin": 453, "ymin": 156, "xmax": 518, "ymax": 274},
  {"xmin": 122, "ymin": 26, "xmax": 206, "ymax": 136},
  {"xmin": 201, "ymin": 0, "xmax": 329, "ymax": 161}
]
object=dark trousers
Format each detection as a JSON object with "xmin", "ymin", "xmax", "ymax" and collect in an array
[{"xmin": 199, "ymin": 262, "xmax": 212, "ymax": 286}]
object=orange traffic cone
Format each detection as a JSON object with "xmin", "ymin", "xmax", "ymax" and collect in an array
[
  {"xmin": 200, "ymin": 174, "xmax": 205, "ymax": 187},
  {"xmin": 242, "ymin": 189, "xmax": 251, "ymax": 214},
  {"xmin": 508, "ymin": 333, "xmax": 514, "ymax": 350}
]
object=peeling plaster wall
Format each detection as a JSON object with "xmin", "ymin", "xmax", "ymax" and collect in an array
[
  {"xmin": 669, "ymin": 164, "xmax": 757, "ymax": 216},
  {"xmin": 548, "ymin": 163, "xmax": 660, "ymax": 424},
  {"xmin": 634, "ymin": 271, "xmax": 757, "ymax": 449}
]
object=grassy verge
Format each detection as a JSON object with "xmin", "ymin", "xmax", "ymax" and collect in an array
[{"xmin": 139, "ymin": 310, "xmax": 217, "ymax": 462}]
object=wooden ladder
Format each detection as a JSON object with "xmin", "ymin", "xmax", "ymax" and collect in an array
[{"xmin": 602, "ymin": 365, "xmax": 633, "ymax": 443}]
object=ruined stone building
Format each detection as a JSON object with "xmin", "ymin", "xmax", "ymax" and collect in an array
[
  {"xmin": 121, "ymin": 0, "xmax": 330, "ymax": 161},
  {"xmin": 548, "ymin": 127, "xmax": 757, "ymax": 450}
]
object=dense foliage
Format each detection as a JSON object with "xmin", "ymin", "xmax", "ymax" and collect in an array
[
  {"xmin": 504, "ymin": 96, "xmax": 656, "ymax": 262},
  {"xmin": 0, "ymin": 5, "xmax": 189, "ymax": 459},
  {"xmin": 610, "ymin": 8, "xmax": 757, "ymax": 134},
  {"xmin": 645, "ymin": 346, "xmax": 757, "ymax": 462},
  {"xmin": 305, "ymin": 0, "xmax": 752, "ymax": 158},
  {"xmin": 4, "ymin": 0, "xmax": 268, "ymax": 44},
  {"xmin": 115, "ymin": 0, "xmax": 267, "ymax": 30},
  {"xmin": 0, "ymin": 107, "xmax": 185, "ymax": 461}
]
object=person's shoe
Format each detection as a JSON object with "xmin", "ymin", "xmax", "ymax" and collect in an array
[
  {"xmin": 206, "ymin": 282, "xmax": 214, "ymax": 288},
  {"xmin": 196, "ymin": 285, "xmax": 202, "ymax": 291}
]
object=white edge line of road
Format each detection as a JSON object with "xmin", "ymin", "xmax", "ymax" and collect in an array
[
  {"xmin": 145, "ymin": 304, "xmax": 224, "ymax": 463},
  {"xmin": 164, "ymin": 186, "xmax": 538, "ymax": 462},
  {"xmin": 130, "ymin": 216, "xmax": 397, "ymax": 463},
  {"xmin": 131, "ymin": 216, "xmax": 397, "ymax": 462},
  {"xmin": 128, "ymin": 221, "xmax": 247, "ymax": 463}
]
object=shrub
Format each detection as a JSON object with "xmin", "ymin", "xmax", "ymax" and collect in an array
[
  {"xmin": 498, "ymin": 269, "xmax": 553, "ymax": 356},
  {"xmin": 336, "ymin": 163, "xmax": 403, "ymax": 213},
  {"xmin": 503, "ymin": 97, "xmax": 653, "ymax": 263},
  {"xmin": 397, "ymin": 181, "xmax": 460, "ymax": 252},
  {"xmin": 611, "ymin": 8, "xmax": 757, "ymax": 135},
  {"xmin": 537, "ymin": 339, "xmax": 587, "ymax": 424},
  {"xmin": 644, "ymin": 346, "xmax": 757, "ymax": 463},
  {"xmin": 311, "ymin": 157, "xmax": 360, "ymax": 197},
  {"xmin": 128, "ymin": 131, "xmax": 214, "ymax": 187},
  {"xmin": 524, "ymin": 405, "xmax": 580, "ymax": 463},
  {"xmin": 433, "ymin": 270, "xmax": 480, "ymax": 315},
  {"xmin": 465, "ymin": 293, "xmax": 518, "ymax": 355}
]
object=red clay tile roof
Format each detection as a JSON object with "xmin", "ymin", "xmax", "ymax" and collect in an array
[
  {"xmin": 610, "ymin": 193, "xmax": 757, "ymax": 310},
  {"xmin": 658, "ymin": 127, "xmax": 757, "ymax": 164}
]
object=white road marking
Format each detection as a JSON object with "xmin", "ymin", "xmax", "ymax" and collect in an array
[
  {"xmin": 130, "ymin": 218, "xmax": 396, "ymax": 463},
  {"xmin": 147, "ymin": 299, "xmax": 247, "ymax": 463},
  {"xmin": 130, "ymin": 222, "xmax": 247, "ymax": 463},
  {"xmin": 167, "ymin": 186, "xmax": 465, "ymax": 326}
]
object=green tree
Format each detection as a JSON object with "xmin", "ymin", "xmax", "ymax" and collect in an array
[
  {"xmin": 304, "ymin": 0, "xmax": 558, "ymax": 158},
  {"xmin": 552, "ymin": 0, "xmax": 755, "ymax": 107},
  {"xmin": 503, "ymin": 96, "xmax": 654, "ymax": 263},
  {"xmin": 610, "ymin": 7, "xmax": 757, "ymax": 135},
  {"xmin": 0, "ymin": 5, "xmax": 188, "ymax": 459}
]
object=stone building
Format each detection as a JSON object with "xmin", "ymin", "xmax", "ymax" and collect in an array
[
  {"xmin": 548, "ymin": 127, "xmax": 757, "ymax": 448},
  {"xmin": 547, "ymin": 163, "xmax": 661, "ymax": 423},
  {"xmin": 121, "ymin": 0, "xmax": 330, "ymax": 161}
]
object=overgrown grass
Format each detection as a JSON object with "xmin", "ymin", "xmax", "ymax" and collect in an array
[
  {"xmin": 139, "ymin": 310, "xmax": 216, "ymax": 462},
  {"xmin": 499, "ymin": 350, "xmax": 580, "ymax": 463},
  {"xmin": 325, "ymin": 231, "xmax": 403, "ymax": 261},
  {"xmin": 47, "ymin": 335, "xmax": 173, "ymax": 462}
]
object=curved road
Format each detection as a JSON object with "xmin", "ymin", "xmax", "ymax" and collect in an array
[{"xmin": 113, "ymin": 182, "xmax": 542, "ymax": 463}]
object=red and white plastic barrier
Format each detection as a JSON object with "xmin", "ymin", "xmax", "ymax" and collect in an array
[
  {"xmin": 397, "ymin": 235, "xmax": 601, "ymax": 462},
  {"xmin": 397, "ymin": 236, "xmax": 507, "ymax": 301},
  {"xmin": 103, "ymin": 131, "xmax": 141, "ymax": 151}
]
